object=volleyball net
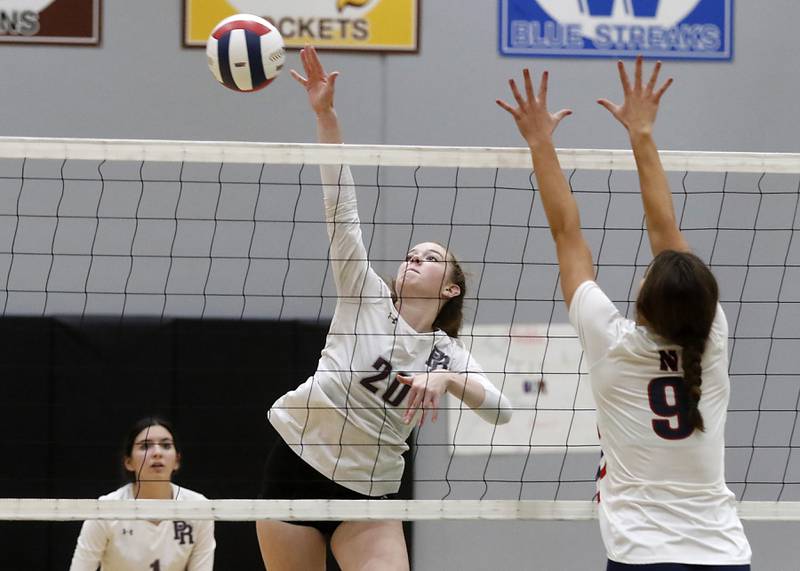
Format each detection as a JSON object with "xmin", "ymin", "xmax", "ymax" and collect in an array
[{"xmin": 0, "ymin": 137, "xmax": 798, "ymax": 521}]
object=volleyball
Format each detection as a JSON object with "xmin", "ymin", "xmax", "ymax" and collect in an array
[{"xmin": 206, "ymin": 14, "xmax": 285, "ymax": 92}]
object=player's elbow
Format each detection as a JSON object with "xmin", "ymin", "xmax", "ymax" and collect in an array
[{"xmin": 495, "ymin": 406, "xmax": 512, "ymax": 425}]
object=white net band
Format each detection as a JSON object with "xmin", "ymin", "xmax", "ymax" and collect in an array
[
  {"xmin": 2, "ymin": 498, "xmax": 799, "ymax": 522},
  {"xmin": 1, "ymin": 136, "xmax": 800, "ymax": 172}
]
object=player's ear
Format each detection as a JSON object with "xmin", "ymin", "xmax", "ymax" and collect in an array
[
  {"xmin": 123, "ymin": 456, "xmax": 134, "ymax": 473},
  {"xmin": 442, "ymin": 283, "xmax": 461, "ymax": 299},
  {"xmin": 174, "ymin": 453, "xmax": 182, "ymax": 474}
]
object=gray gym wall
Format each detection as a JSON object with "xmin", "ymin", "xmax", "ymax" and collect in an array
[{"xmin": 3, "ymin": 0, "xmax": 799, "ymax": 569}]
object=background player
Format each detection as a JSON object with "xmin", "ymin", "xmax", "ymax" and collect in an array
[
  {"xmin": 497, "ymin": 57, "xmax": 751, "ymax": 569},
  {"xmin": 69, "ymin": 416, "xmax": 215, "ymax": 571},
  {"xmin": 256, "ymin": 46, "xmax": 513, "ymax": 571}
]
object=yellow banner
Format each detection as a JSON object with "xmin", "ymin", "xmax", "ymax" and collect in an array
[{"xmin": 184, "ymin": 0, "xmax": 418, "ymax": 51}]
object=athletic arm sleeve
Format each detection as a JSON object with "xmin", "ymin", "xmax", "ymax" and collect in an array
[
  {"xmin": 187, "ymin": 520, "xmax": 216, "ymax": 571},
  {"xmin": 568, "ymin": 280, "xmax": 626, "ymax": 367},
  {"xmin": 454, "ymin": 349, "xmax": 513, "ymax": 425},
  {"xmin": 68, "ymin": 520, "xmax": 107, "ymax": 571},
  {"xmin": 320, "ymin": 164, "xmax": 384, "ymax": 300}
]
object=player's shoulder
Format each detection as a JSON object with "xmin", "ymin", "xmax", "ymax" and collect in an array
[
  {"xmin": 171, "ymin": 484, "xmax": 209, "ymax": 501},
  {"xmin": 434, "ymin": 330, "xmax": 463, "ymax": 352},
  {"xmin": 98, "ymin": 484, "xmax": 133, "ymax": 501}
]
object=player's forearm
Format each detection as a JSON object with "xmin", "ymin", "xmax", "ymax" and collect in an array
[
  {"xmin": 316, "ymin": 109, "xmax": 343, "ymax": 144},
  {"xmin": 629, "ymin": 131, "xmax": 687, "ymax": 253},
  {"xmin": 446, "ymin": 372, "xmax": 486, "ymax": 410},
  {"xmin": 530, "ymin": 142, "xmax": 582, "ymax": 241},
  {"xmin": 447, "ymin": 373, "xmax": 512, "ymax": 425}
]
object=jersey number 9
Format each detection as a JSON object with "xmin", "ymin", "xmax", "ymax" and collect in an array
[{"xmin": 648, "ymin": 376, "xmax": 694, "ymax": 440}]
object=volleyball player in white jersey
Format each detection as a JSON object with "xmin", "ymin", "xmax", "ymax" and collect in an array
[
  {"xmin": 498, "ymin": 57, "xmax": 751, "ymax": 570},
  {"xmin": 256, "ymin": 46, "xmax": 513, "ymax": 571},
  {"xmin": 70, "ymin": 417, "xmax": 215, "ymax": 571}
]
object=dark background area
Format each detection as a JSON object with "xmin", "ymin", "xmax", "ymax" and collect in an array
[{"xmin": 0, "ymin": 317, "xmax": 413, "ymax": 570}]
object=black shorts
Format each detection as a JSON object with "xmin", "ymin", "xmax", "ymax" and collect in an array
[
  {"xmin": 259, "ymin": 436, "xmax": 395, "ymax": 538},
  {"xmin": 607, "ymin": 562, "xmax": 750, "ymax": 571}
]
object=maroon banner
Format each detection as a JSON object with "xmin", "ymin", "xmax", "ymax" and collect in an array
[{"xmin": 0, "ymin": 0, "xmax": 101, "ymax": 45}]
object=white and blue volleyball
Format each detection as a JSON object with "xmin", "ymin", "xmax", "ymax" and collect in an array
[{"xmin": 206, "ymin": 14, "xmax": 285, "ymax": 92}]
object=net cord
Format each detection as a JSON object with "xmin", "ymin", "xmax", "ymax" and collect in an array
[
  {"xmin": 2, "ymin": 137, "xmax": 800, "ymax": 172},
  {"xmin": 0, "ymin": 499, "xmax": 798, "ymax": 522}
]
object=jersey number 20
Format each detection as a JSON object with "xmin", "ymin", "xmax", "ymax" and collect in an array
[
  {"xmin": 360, "ymin": 357, "xmax": 411, "ymax": 407},
  {"xmin": 648, "ymin": 376, "xmax": 694, "ymax": 440}
]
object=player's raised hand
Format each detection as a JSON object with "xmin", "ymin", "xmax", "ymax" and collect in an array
[
  {"xmin": 597, "ymin": 55, "xmax": 673, "ymax": 137},
  {"xmin": 290, "ymin": 45, "xmax": 339, "ymax": 116},
  {"xmin": 398, "ymin": 370, "xmax": 451, "ymax": 427},
  {"xmin": 497, "ymin": 69, "xmax": 572, "ymax": 149}
]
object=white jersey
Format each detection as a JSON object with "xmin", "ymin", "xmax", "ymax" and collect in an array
[
  {"xmin": 269, "ymin": 164, "xmax": 512, "ymax": 497},
  {"xmin": 569, "ymin": 281, "xmax": 750, "ymax": 565},
  {"xmin": 69, "ymin": 483, "xmax": 215, "ymax": 571}
]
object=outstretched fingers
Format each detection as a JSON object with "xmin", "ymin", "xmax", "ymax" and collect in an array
[
  {"xmin": 596, "ymin": 98, "xmax": 619, "ymax": 117},
  {"xmin": 617, "ymin": 60, "xmax": 632, "ymax": 94},
  {"xmin": 537, "ymin": 70, "xmax": 549, "ymax": 105},
  {"xmin": 634, "ymin": 54, "xmax": 644, "ymax": 90},
  {"xmin": 327, "ymin": 70, "xmax": 339, "ymax": 90},
  {"xmin": 306, "ymin": 45, "xmax": 324, "ymax": 79},
  {"xmin": 552, "ymin": 108, "xmax": 573, "ymax": 127},
  {"xmin": 289, "ymin": 69, "xmax": 308, "ymax": 87},
  {"xmin": 523, "ymin": 68, "xmax": 535, "ymax": 103},
  {"xmin": 398, "ymin": 375, "xmax": 420, "ymax": 424},
  {"xmin": 645, "ymin": 60, "xmax": 662, "ymax": 94},
  {"xmin": 495, "ymin": 98, "xmax": 519, "ymax": 119},
  {"xmin": 654, "ymin": 76, "xmax": 674, "ymax": 102},
  {"xmin": 509, "ymin": 78, "xmax": 525, "ymax": 109},
  {"xmin": 429, "ymin": 394, "xmax": 440, "ymax": 423}
]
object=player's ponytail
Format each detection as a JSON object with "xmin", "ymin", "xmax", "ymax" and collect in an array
[
  {"xmin": 681, "ymin": 337, "xmax": 706, "ymax": 432},
  {"xmin": 432, "ymin": 249, "xmax": 466, "ymax": 338},
  {"xmin": 636, "ymin": 250, "xmax": 719, "ymax": 433}
]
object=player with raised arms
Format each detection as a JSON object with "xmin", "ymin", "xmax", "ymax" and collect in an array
[
  {"xmin": 256, "ymin": 46, "xmax": 513, "ymax": 571},
  {"xmin": 69, "ymin": 416, "xmax": 215, "ymax": 571},
  {"xmin": 497, "ymin": 57, "xmax": 751, "ymax": 570}
]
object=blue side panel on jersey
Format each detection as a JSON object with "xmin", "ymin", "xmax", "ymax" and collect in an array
[
  {"xmin": 217, "ymin": 34, "xmax": 236, "ymax": 91},
  {"xmin": 245, "ymin": 30, "xmax": 267, "ymax": 89}
]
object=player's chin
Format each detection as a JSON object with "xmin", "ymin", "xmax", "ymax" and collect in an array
[{"xmin": 143, "ymin": 466, "xmax": 172, "ymax": 480}]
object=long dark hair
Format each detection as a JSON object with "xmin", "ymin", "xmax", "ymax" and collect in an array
[
  {"xmin": 390, "ymin": 244, "xmax": 467, "ymax": 338},
  {"xmin": 121, "ymin": 416, "xmax": 180, "ymax": 483},
  {"xmin": 636, "ymin": 250, "xmax": 719, "ymax": 432}
]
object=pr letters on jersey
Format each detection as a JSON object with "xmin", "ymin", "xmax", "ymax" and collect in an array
[{"xmin": 499, "ymin": 0, "xmax": 733, "ymax": 60}]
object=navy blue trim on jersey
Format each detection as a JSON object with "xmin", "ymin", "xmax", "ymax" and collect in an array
[
  {"xmin": 244, "ymin": 30, "xmax": 267, "ymax": 89},
  {"xmin": 607, "ymin": 561, "xmax": 750, "ymax": 571},
  {"xmin": 217, "ymin": 34, "xmax": 235, "ymax": 91}
]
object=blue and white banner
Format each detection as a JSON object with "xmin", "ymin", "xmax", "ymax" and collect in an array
[{"xmin": 499, "ymin": 0, "xmax": 733, "ymax": 60}]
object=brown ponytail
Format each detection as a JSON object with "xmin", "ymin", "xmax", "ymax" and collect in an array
[
  {"xmin": 681, "ymin": 339, "xmax": 706, "ymax": 432},
  {"xmin": 637, "ymin": 250, "xmax": 719, "ymax": 433},
  {"xmin": 431, "ymin": 249, "xmax": 466, "ymax": 338}
]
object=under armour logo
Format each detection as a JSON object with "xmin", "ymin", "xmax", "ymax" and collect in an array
[
  {"xmin": 173, "ymin": 521, "xmax": 194, "ymax": 545},
  {"xmin": 388, "ymin": 312, "xmax": 398, "ymax": 324}
]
